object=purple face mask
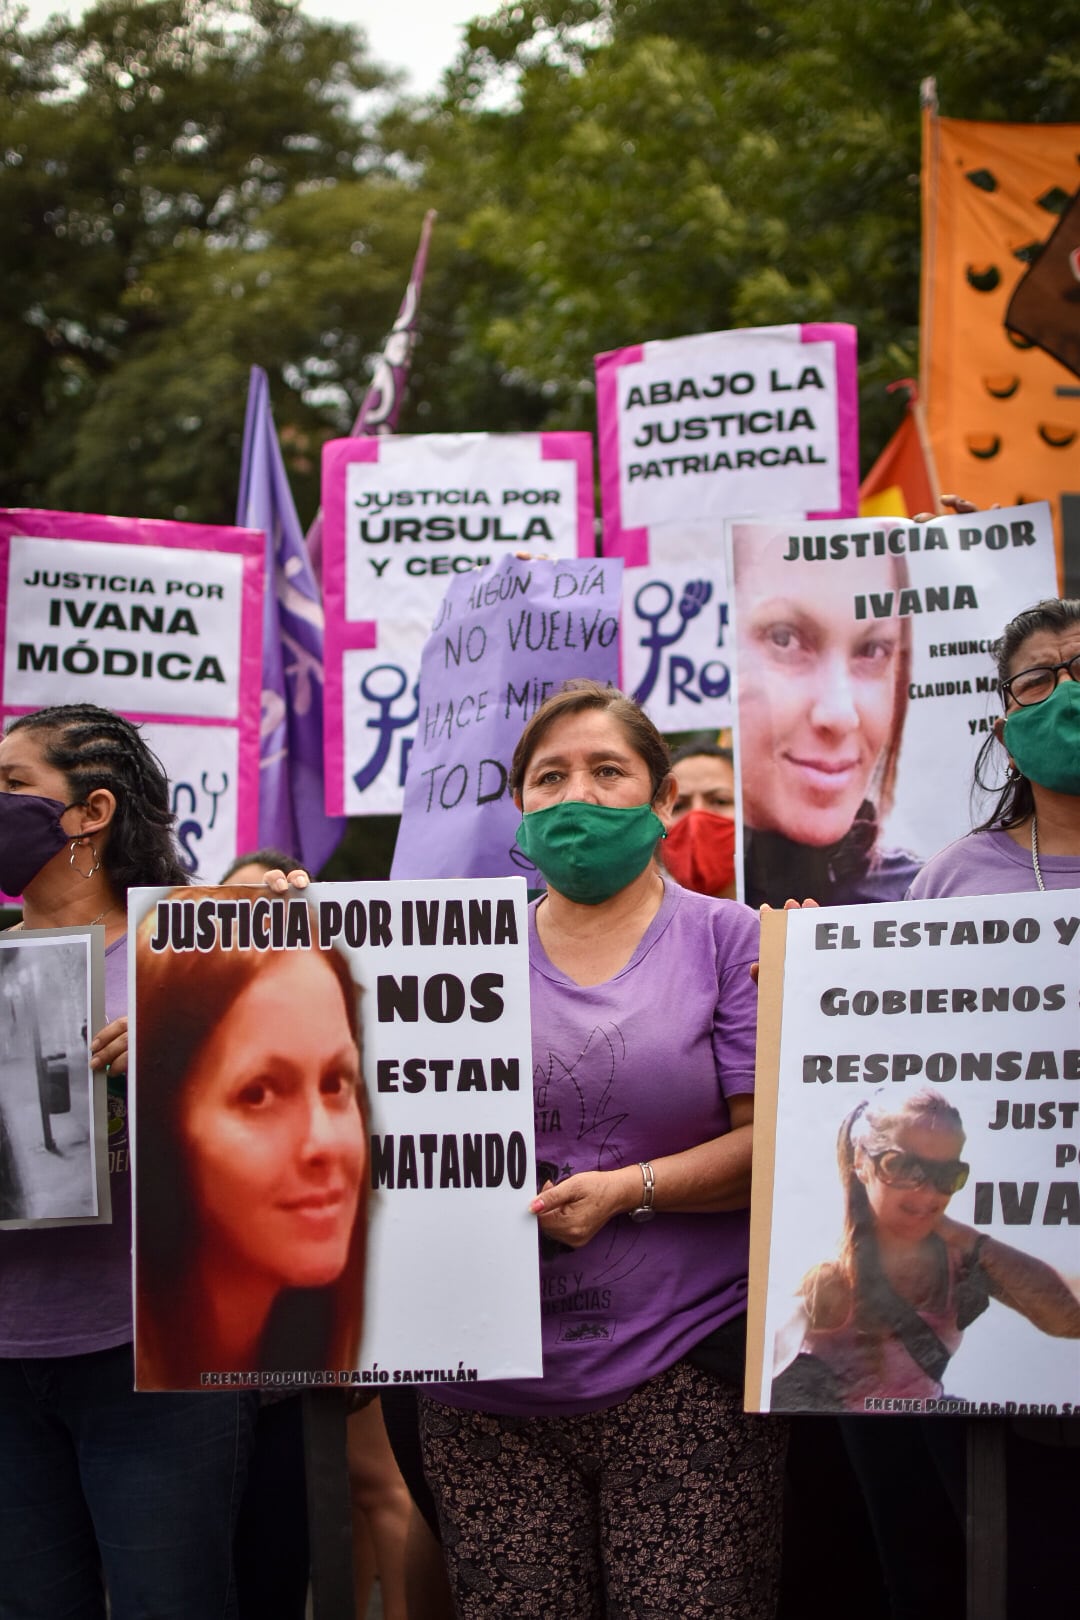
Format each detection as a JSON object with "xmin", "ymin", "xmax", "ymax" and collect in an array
[{"xmin": 0, "ymin": 792, "xmax": 72, "ymax": 896}]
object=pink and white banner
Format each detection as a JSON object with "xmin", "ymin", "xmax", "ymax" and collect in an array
[
  {"xmin": 595, "ymin": 324, "xmax": 859, "ymax": 562},
  {"xmin": 322, "ymin": 433, "xmax": 595, "ymax": 816},
  {"xmin": 596, "ymin": 324, "xmax": 859, "ymax": 731},
  {"xmin": 0, "ymin": 509, "xmax": 264, "ymax": 882}
]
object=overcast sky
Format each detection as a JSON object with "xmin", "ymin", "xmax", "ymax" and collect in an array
[{"xmin": 18, "ymin": 1, "xmax": 503, "ymax": 94}]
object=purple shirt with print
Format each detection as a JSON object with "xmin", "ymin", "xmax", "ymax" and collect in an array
[{"xmin": 438, "ymin": 880, "xmax": 760, "ymax": 1417}]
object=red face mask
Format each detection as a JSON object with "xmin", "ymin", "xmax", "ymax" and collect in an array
[{"xmin": 662, "ymin": 810, "xmax": 736, "ymax": 897}]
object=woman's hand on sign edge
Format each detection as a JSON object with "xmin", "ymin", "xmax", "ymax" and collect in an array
[
  {"xmin": 258, "ymin": 868, "xmax": 310, "ymax": 893},
  {"xmin": 912, "ymin": 494, "xmax": 1002, "ymax": 522},
  {"xmin": 91, "ymin": 1015, "xmax": 128, "ymax": 1073},
  {"xmin": 529, "ymin": 1167, "xmax": 640, "ymax": 1250},
  {"xmin": 750, "ymin": 897, "xmax": 820, "ymax": 983}
]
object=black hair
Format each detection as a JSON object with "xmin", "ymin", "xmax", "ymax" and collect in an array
[
  {"xmin": 670, "ymin": 741, "xmax": 734, "ymax": 768},
  {"xmin": 509, "ymin": 680, "xmax": 672, "ymax": 802},
  {"xmin": 973, "ymin": 598, "xmax": 1080, "ymax": 830},
  {"xmin": 220, "ymin": 848, "xmax": 307, "ymax": 882},
  {"xmin": 7, "ymin": 704, "xmax": 188, "ymax": 895}
]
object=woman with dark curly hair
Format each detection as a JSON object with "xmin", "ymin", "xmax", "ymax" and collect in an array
[
  {"xmin": 909, "ymin": 596, "xmax": 1080, "ymax": 897},
  {"xmin": 0, "ymin": 704, "xmax": 256, "ymax": 1619}
]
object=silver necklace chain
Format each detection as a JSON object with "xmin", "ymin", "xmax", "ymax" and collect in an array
[{"xmin": 1031, "ymin": 815, "xmax": 1045, "ymax": 892}]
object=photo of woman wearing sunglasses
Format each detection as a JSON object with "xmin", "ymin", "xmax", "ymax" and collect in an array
[{"xmin": 770, "ymin": 1088, "xmax": 1080, "ymax": 1412}]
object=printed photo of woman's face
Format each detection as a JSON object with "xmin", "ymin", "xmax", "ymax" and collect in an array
[
  {"xmin": 735, "ymin": 534, "xmax": 902, "ymax": 847},
  {"xmin": 178, "ymin": 950, "xmax": 368, "ymax": 1292},
  {"xmin": 854, "ymin": 1119, "xmax": 966, "ymax": 1244}
]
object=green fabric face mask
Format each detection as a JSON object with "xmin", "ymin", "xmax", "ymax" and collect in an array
[
  {"xmin": 514, "ymin": 800, "xmax": 667, "ymax": 905},
  {"xmin": 1002, "ymin": 680, "xmax": 1080, "ymax": 795}
]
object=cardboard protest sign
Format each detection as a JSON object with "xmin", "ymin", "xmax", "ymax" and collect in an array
[
  {"xmin": 728, "ymin": 503, "xmax": 1059, "ymax": 909},
  {"xmin": 0, "ymin": 928, "xmax": 108, "ymax": 1228},
  {"xmin": 596, "ymin": 325, "xmax": 857, "ymax": 729},
  {"xmin": 322, "ymin": 433, "xmax": 595, "ymax": 815},
  {"xmin": 747, "ymin": 898, "xmax": 1080, "ymax": 1417},
  {"xmin": 391, "ymin": 556, "xmax": 622, "ymax": 882},
  {"xmin": 0, "ymin": 510, "xmax": 264, "ymax": 882},
  {"xmin": 130, "ymin": 880, "xmax": 542, "ymax": 1391}
]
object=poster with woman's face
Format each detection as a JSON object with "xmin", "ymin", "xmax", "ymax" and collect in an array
[
  {"xmin": 129, "ymin": 880, "xmax": 542, "ymax": 1391},
  {"xmin": 746, "ymin": 896, "xmax": 1080, "ymax": 1416},
  {"xmin": 0, "ymin": 928, "xmax": 108, "ymax": 1228},
  {"xmin": 728, "ymin": 505, "xmax": 1058, "ymax": 908}
]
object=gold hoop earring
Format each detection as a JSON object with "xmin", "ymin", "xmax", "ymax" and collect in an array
[{"xmin": 69, "ymin": 839, "xmax": 101, "ymax": 880}]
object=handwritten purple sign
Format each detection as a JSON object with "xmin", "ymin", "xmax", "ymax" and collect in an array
[{"xmin": 391, "ymin": 556, "xmax": 623, "ymax": 881}]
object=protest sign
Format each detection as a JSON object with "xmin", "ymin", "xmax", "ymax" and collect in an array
[
  {"xmin": 619, "ymin": 564, "xmax": 734, "ymax": 732},
  {"xmin": 0, "ymin": 927, "xmax": 108, "ymax": 1228},
  {"xmin": 595, "ymin": 323, "xmax": 859, "ymax": 563},
  {"xmin": 0, "ymin": 509, "xmax": 264, "ymax": 882},
  {"xmin": 391, "ymin": 556, "xmax": 622, "ymax": 881},
  {"xmin": 596, "ymin": 325, "xmax": 856, "ymax": 729},
  {"xmin": 130, "ymin": 879, "xmax": 542, "ymax": 1390},
  {"xmin": 322, "ymin": 433, "xmax": 595, "ymax": 815},
  {"xmin": 747, "ymin": 896, "xmax": 1080, "ymax": 1416},
  {"xmin": 728, "ymin": 503, "xmax": 1059, "ymax": 908}
]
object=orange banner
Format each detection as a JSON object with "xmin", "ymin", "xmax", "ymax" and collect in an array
[{"xmin": 920, "ymin": 108, "xmax": 1080, "ymax": 577}]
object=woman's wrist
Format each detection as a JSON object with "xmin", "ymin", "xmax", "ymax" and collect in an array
[{"xmin": 615, "ymin": 1162, "xmax": 653, "ymax": 1217}]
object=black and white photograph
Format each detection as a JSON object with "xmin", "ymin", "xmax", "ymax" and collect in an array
[{"xmin": 0, "ymin": 929, "xmax": 108, "ymax": 1228}]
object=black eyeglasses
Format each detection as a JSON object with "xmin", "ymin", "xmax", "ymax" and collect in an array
[
  {"xmin": 1000, "ymin": 653, "xmax": 1080, "ymax": 708},
  {"xmin": 869, "ymin": 1148, "xmax": 969, "ymax": 1196}
]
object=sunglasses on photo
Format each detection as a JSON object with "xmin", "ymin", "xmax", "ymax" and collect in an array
[{"xmin": 869, "ymin": 1147, "xmax": 970, "ymax": 1196}]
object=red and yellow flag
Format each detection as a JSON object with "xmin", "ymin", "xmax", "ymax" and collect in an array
[
  {"xmin": 921, "ymin": 105, "xmax": 1080, "ymax": 578},
  {"xmin": 859, "ymin": 384, "xmax": 939, "ymax": 519}
]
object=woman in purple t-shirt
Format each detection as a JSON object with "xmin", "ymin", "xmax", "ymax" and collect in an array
[
  {"xmin": 895, "ymin": 597, "xmax": 1080, "ymax": 1617},
  {"xmin": 418, "ymin": 680, "xmax": 788, "ymax": 1618},
  {"xmin": 0, "ymin": 704, "xmax": 255, "ymax": 1620},
  {"xmin": 909, "ymin": 595, "xmax": 1080, "ymax": 899}
]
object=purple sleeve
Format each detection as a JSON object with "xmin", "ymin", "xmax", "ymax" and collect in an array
[{"xmin": 710, "ymin": 900, "xmax": 760, "ymax": 1098}]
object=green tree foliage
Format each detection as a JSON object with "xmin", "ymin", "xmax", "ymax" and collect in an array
[
  {"xmin": 409, "ymin": 0, "xmax": 1080, "ymax": 462},
  {"xmin": 0, "ymin": 0, "xmax": 429, "ymax": 519},
  {"xmin": 2, "ymin": 0, "xmax": 1077, "ymax": 518}
]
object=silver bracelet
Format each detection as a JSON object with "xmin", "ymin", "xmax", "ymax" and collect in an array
[{"xmin": 629, "ymin": 1160, "xmax": 656, "ymax": 1224}]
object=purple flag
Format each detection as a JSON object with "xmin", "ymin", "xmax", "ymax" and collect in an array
[
  {"xmin": 237, "ymin": 366, "xmax": 346, "ymax": 873},
  {"xmin": 391, "ymin": 556, "xmax": 623, "ymax": 880},
  {"xmin": 306, "ymin": 209, "xmax": 437, "ymax": 576}
]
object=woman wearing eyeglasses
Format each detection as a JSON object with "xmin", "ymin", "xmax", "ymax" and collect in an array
[
  {"xmin": 907, "ymin": 597, "xmax": 1080, "ymax": 898},
  {"xmin": 771, "ymin": 1088, "xmax": 1080, "ymax": 1413},
  {"xmin": 839, "ymin": 598, "xmax": 1080, "ymax": 1620}
]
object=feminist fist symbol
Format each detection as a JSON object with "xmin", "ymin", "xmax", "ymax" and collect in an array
[{"xmin": 631, "ymin": 578, "xmax": 713, "ymax": 704}]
